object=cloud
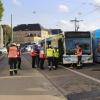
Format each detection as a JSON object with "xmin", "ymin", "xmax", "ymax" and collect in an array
[
  {"xmin": 11, "ymin": 0, "xmax": 21, "ymax": 5},
  {"xmin": 58, "ymin": 4, "xmax": 69, "ymax": 13},
  {"xmin": 94, "ymin": 0, "xmax": 100, "ymax": 7},
  {"xmin": 59, "ymin": 20, "xmax": 74, "ymax": 31},
  {"xmin": 58, "ymin": 20, "xmax": 99, "ymax": 31}
]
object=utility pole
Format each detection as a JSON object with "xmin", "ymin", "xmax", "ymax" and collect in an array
[
  {"xmin": 70, "ymin": 17, "xmax": 83, "ymax": 31},
  {"xmin": 4, "ymin": 30, "xmax": 6, "ymax": 46},
  {"xmin": 0, "ymin": 25, "xmax": 3, "ymax": 48},
  {"xmin": 11, "ymin": 14, "xmax": 13, "ymax": 42}
]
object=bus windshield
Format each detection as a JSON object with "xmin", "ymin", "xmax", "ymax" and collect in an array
[{"xmin": 65, "ymin": 38, "xmax": 91, "ymax": 55}]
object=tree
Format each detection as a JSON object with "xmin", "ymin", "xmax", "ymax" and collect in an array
[
  {"xmin": 0, "ymin": 0, "xmax": 4, "ymax": 21},
  {"xmin": 2, "ymin": 25, "xmax": 12, "ymax": 46}
]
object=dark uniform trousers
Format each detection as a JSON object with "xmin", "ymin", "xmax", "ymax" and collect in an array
[
  {"xmin": 9, "ymin": 58, "xmax": 17, "ymax": 75},
  {"xmin": 32, "ymin": 56, "xmax": 36, "ymax": 68},
  {"xmin": 17, "ymin": 57, "xmax": 21, "ymax": 69},
  {"xmin": 47, "ymin": 57, "xmax": 53, "ymax": 67},
  {"xmin": 35, "ymin": 55, "xmax": 40, "ymax": 67},
  {"xmin": 39, "ymin": 58, "xmax": 45, "ymax": 69},
  {"xmin": 53, "ymin": 57, "xmax": 58, "ymax": 69},
  {"xmin": 77, "ymin": 56, "xmax": 82, "ymax": 68}
]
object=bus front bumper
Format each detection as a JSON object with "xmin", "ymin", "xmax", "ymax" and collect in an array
[{"xmin": 63, "ymin": 55, "xmax": 93, "ymax": 64}]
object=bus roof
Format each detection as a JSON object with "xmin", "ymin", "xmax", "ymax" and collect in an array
[{"xmin": 64, "ymin": 31, "xmax": 90, "ymax": 38}]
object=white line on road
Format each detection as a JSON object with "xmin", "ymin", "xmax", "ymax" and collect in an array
[
  {"xmin": 0, "ymin": 75, "xmax": 36, "ymax": 79},
  {"xmin": 62, "ymin": 66, "xmax": 100, "ymax": 84}
]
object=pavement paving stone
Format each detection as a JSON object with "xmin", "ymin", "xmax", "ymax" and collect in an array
[{"xmin": 0, "ymin": 55, "xmax": 67, "ymax": 100}]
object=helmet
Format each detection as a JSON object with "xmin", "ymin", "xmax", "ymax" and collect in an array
[
  {"xmin": 48, "ymin": 45, "xmax": 52, "ymax": 48},
  {"xmin": 17, "ymin": 44, "xmax": 20, "ymax": 47},
  {"xmin": 11, "ymin": 43, "xmax": 16, "ymax": 46}
]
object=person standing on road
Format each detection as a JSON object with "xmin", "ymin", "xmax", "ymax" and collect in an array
[
  {"xmin": 75, "ymin": 44, "xmax": 83, "ymax": 68},
  {"xmin": 34, "ymin": 45, "xmax": 40, "ymax": 68},
  {"xmin": 46, "ymin": 45, "xmax": 54, "ymax": 70},
  {"xmin": 17, "ymin": 44, "xmax": 22, "ymax": 70},
  {"xmin": 39, "ymin": 47, "xmax": 45, "ymax": 70},
  {"xmin": 53, "ymin": 47, "xmax": 59, "ymax": 70},
  {"xmin": 7, "ymin": 43, "xmax": 18, "ymax": 76},
  {"xmin": 30, "ymin": 48, "xmax": 37, "ymax": 68}
]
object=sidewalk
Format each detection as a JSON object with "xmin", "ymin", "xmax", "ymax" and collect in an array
[
  {"xmin": 0, "ymin": 56, "xmax": 67, "ymax": 100},
  {"xmin": 0, "ymin": 70, "xmax": 67, "ymax": 100},
  {"xmin": 0, "ymin": 95, "xmax": 66, "ymax": 100}
]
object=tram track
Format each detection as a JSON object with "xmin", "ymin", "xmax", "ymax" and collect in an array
[
  {"xmin": 23, "ymin": 54, "xmax": 100, "ymax": 100},
  {"xmin": 22, "ymin": 54, "xmax": 67, "ymax": 98}
]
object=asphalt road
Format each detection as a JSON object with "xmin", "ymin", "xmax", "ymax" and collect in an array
[
  {"xmin": 0, "ymin": 55, "xmax": 66, "ymax": 100},
  {"xmin": 0, "ymin": 54, "xmax": 100, "ymax": 100}
]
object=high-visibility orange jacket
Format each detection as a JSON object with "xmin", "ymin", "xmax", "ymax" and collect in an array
[
  {"xmin": 39, "ymin": 50, "xmax": 45, "ymax": 59},
  {"xmin": 8, "ymin": 46, "xmax": 18, "ymax": 58},
  {"xmin": 30, "ymin": 50, "xmax": 37, "ymax": 57},
  {"xmin": 17, "ymin": 50, "xmax": 21, "ymax": 57},
  {"xmin": 76, "ymin": 48, "xmax": 82, "ymax": 56}
]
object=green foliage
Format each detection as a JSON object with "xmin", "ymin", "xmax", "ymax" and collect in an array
[{"xmin": 0, "ymin": 0, "xmax": 4, "ymax": 21}]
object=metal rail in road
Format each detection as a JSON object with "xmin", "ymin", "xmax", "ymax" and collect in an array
[{"xmin": 22, "ymin": 54, "xmax": 100, "ymax": 100}]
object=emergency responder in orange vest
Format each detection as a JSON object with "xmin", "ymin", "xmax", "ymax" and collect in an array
[
  {"xmin": 75, "ymin": 44, "xmax": 83, "ymax": 68},
  {"xmin": 39, "ymin": 47, "xmax": 45, "ymax": 70},
  {"xmin": 8, "ymin": 43, "xmax": 18, "ymax": 76},
  {"xmin": 53, "ymin": 47, "xmax": 59, "ymax": 70},
  {"xmin": 17, "ymin": 44, "xmax": 22, "ymax": 70},
  {"xmin": 46, "ymin": 45, "xmax": 54, "ymax": 70},
  {"xmin": 30, "ymin": 48, "xmax": 37, "ymax": 68}
]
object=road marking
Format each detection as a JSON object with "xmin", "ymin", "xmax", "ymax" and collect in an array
[
  {"xmin": 62, "ymin": 66, "xmax": 100, "ymax": 84},
  {"xmin": 25, "ymin": 87, "xmax": 47, "ymax": 92},
  {"xmin": 0, "ymin": 95, "xmax": 66, "ymax": 100},
  {"xmin": 0, "ymin": 75, "xmax": 36, "ymax": 79}
]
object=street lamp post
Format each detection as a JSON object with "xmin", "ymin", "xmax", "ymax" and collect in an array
[
  {"xmin": 0, "ymin": 25, "xmax": 3, "ymax": 48},
  {"xmin": 11, "ymin": 14, "xmax": 13, "ymax": 42}
]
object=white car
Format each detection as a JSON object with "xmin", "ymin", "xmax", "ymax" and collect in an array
[
  {"xmin": 0, "ymin": 47, "xmax": 7, "ymax": 54},
  {"xmin": 25, "ymin": 45, "xmax": 34, "ymax": 52}
]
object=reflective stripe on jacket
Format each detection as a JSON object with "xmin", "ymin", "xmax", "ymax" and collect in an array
[
  {"xmin": 8, "ymin": 46, "xmax": 18, "ymax": 58},
  {"xmin": 46, "ymin": 48, "xmax": 54, "ymax": 57}
]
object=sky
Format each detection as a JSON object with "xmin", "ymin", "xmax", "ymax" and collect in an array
[{"xmin": 2, "ymin": 0, "xmax": 100, "ymax": 31}]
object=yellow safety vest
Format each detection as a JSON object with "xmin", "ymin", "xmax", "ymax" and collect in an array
[
  {"xmin": 47, "ymin": 48, "xmax": 54, "ymax": 57},
  {"xmin": 54, "ymin": 49, "xmax": 59, "ymax": 58}
]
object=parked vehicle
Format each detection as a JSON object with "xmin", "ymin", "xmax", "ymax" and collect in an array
[
  {"xmin": 21, "ymin": 45, "xmax": 34, "ymax": 52},
  {"xmin": 92, "ymin": 29, "xmax": 100, "ymax": 63},
  {"xmin": 39, "ymin": 32, "xmax": 93, "ymax": 65},
  {"xmin": 63, "ymin": 31, "xmax": 93, "ymax": 64},
  {"xmin": 0, "ymin": 47, "xmax": 7, "ymax": 54}
]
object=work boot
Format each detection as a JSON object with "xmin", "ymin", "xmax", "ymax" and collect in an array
[
  {"xmin": 10, "ymin": 71, "xmax": 13, "ymax": 76},
  {"xmin": 18, "ymin": 67, "xmax": 22, "ymax": 70},
  {"xmin": 48, "ymin": 66, "xmax": 51, "ymax": 70},
  {"xmin": 14, "ymin": 70, "xmax": 17, "ymax": 75},
  {"xmin": 53, "ymin": 66, "xmax": 56, "ymax": 70}
]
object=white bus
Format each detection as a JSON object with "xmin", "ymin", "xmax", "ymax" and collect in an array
[{"xmin": 63, "ymin": 31, "xmax": 93, "ymax": 64}]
